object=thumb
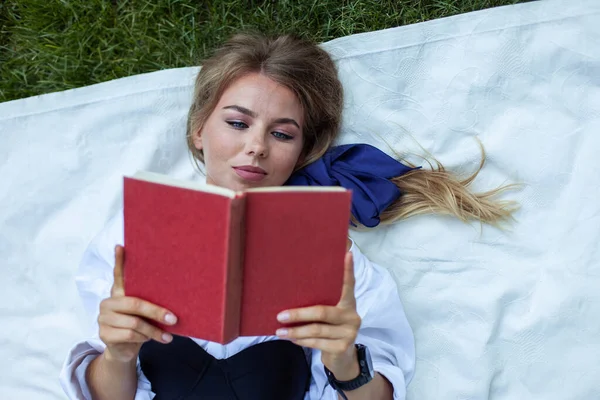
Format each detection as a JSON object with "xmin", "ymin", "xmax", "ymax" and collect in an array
[
  {"xmin": 337, "ymin": 251, "xmax": 356, "ymax": 309},
  {"xmin": 111, "ymin": 245, "xmax": 125, "ymax": 297}
]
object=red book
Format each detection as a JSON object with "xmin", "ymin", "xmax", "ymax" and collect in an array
[{"xmin": 123, "ymin": 171, "xmax": 352, "ymax": 344}]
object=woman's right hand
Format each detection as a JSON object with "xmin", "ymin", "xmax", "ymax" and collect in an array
[{"xmin": 97, "ymin": 245, "xmax": 178, "ymax": 363}]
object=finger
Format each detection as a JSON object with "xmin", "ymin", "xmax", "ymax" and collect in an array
[
  {"xmin": 337, "ymin": 251, "xmax": 356, "ymax": 308},
  {"xmin": 99, "ymin": 312, "xmax": 172, "ymax": 344},
  {"xmin": 111, "ymin": 245, "xmax": 125, "ymax": 297},
  {"xmin": 276, "ymin": 323, "xmax": 354, "ymax": 341},
  {"xmin": 278, "ymin": 305, "xmax": 349, "ymax": 325},
  {"xmin": 102, "ymin": 296, "xmax": 177, "ymax": 326},
  {"xmin": 99, "ymin": 327, "xmax": 152, "ymax": 345}
]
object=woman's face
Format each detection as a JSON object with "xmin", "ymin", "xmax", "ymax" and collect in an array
[{"xmin": 193, "ymin": 73, "xmax": 305, "ymax": 191}]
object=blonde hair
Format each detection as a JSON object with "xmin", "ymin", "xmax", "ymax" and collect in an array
[
  {"xmin": 186, "ymin": 32, "xmax": 342, "ymax": 171},
  {"xmin": 186, "ymin": 32, "xmax": 518, "ymax": 227},
  {"xmin": 379, "ymin": 141, "xmax": 519, "ymax": 229}
]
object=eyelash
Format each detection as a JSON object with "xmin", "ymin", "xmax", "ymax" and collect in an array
[{"xmin": 226, "ymin": 121, "xmax": 294, "ymax": 141}]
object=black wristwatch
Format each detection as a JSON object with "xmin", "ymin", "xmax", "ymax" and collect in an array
[{"xmin": 324, "ymin": 344, "xmax": 374, "ymax": 400}]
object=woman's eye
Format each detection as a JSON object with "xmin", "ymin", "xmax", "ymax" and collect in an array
[
  {"xmin": 272, "ymin": 131, "xmax": 293, "ymax": 140},
  {"xmin": 227, "ymin": 121, "xmax": 248, "ymax": 129}
]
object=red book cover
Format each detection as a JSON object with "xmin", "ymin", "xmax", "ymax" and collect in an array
[
  {"xmin": 240, "ymin": 190, "xmax": 352, "ymax": 336},
  {"xmin": 123, "ymin": 172, "xmax": 352, "ymax": 344},
  {"xmin": 123, "ymin": 173, "xmax": 245, "ymax": 344}
]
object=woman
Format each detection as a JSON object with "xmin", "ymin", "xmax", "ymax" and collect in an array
[{"xmin": 60, "ymin": 33, "xmax": 516, "ymax": 400}]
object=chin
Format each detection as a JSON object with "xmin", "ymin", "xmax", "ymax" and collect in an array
[
  {"xmin": 237, "ymin": 177, "xmax": 284, "ymax": 190},
  {"xmin": 227, "ymin": 177, "xmax": 265, "ymax": 191},
  {"xmin": 212, "ymin": 170, "xmax": 286, "ymax": 190},
  {"xmin": 238, "ymin": 180, "xmax": 272, "ymax": 189}
]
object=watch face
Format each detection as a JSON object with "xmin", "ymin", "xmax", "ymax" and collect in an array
[{"xmin": 363, "ymin": 346, "xmax": 374, "ymax": 377}]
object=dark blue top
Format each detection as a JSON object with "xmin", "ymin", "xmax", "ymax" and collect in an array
[{"xmin": 139, "ymin": 335, "xmax": 311, "ymax": 400}]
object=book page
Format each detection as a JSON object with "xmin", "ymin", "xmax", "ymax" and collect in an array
[
  {"xmin": 245, "ymin": 186, "xmax": 347, "ymax": 193},
  {"xmin": 130, "ymin": 171, "xmax": 236, "ymax": 198}
]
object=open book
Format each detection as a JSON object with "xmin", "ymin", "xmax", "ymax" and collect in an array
[{"xmin": 123, "ymin": 171, "xmax": 352, "ymax": 344}]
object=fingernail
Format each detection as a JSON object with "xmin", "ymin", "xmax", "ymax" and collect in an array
[
  {"xmin": 164, "ymin": 313, "xmax": 177, "ymax": 325},
  {"xmin": 162, "ymin": 333, "xmax": 173, "ymax": 343},
  {"xmin": 276, "ymin": 328, "xmax": 288, "ymax": 337},
  {"xmin": 277, "ymin": 311, "xmax": 290, "ymax": 322}
]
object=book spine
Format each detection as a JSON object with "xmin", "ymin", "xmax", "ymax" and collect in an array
[{"xmin": 221, "ymin": 194, "xmax": 246, "ymax": 343}]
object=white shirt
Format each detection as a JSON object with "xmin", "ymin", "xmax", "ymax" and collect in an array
[{"xmin": 59, "ymin": 210, "xmax": 415, "ymax": 400}]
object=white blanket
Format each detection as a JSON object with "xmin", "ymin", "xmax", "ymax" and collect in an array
[{"xmin": 1, "ymin": 0, "xmax": 599, "ymax": 398}]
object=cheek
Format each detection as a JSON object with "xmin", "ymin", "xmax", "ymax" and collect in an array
[
  {"xmin": 204, "ymin": 130, "xmax": 238, "ymax": 159},
  {"xmin": 273, "ymin": 147, "xmax": 303, "ymax": 175}
]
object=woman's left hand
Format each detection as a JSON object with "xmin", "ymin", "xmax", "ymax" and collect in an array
[{"xmin": 275, "ymin": 251, "xmax": 362, "ymax": 376}]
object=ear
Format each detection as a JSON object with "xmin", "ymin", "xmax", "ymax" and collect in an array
[{"xmin": 192, "ymin": 128, "xmax": 203, "ymax": 151}]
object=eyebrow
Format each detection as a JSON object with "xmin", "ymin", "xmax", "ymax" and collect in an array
[{"xmin": 222, "ymin": 105, "xmax": 300, "ymax": 129}]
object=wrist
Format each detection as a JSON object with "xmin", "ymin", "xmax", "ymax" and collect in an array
[
  {"xmin": 323, "ymin": 346, "xmax": 360, "ymax": 381},
  {"xmin": 103, "ymin": 347, "xmax": 138, "ymax": 365},
  {"xmin": 88, "ymin": 348, "xmax": 138, "ymax": 400},
  {"xmin": 325, "ymin": 344, "xmax": 375, "ymax": 399}
]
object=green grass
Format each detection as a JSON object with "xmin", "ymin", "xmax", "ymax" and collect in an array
[{"xmin": 0, "ymin": 0, "xmax": 531, "ymax": 102}]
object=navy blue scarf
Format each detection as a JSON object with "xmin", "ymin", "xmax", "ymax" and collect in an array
[{"xmin": 285, "ymin": 143, "xmax": 419, "ymax": 228}]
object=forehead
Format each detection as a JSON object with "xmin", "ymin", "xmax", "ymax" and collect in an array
[{"xmin": 217, "ymin": 73, "xmax": 303, "ymax": 117}]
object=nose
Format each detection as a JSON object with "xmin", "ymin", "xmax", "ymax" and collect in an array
[{"xmin": 245, "ymin": 129, "xmax": 268, "ymax": 158}]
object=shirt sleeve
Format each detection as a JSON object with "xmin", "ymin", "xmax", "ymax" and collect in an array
[
  {"xmin": 59, "ymin": 210, "xmax": 156, "ymax": 400},
  {"xmin": 306, "ymin": 239, "xmax": 416, "ymax": 400}
]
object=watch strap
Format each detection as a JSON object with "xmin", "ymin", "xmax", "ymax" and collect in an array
[{"xmin": 324, "ymin": 344, "xmax": 373, "ymax": 398}]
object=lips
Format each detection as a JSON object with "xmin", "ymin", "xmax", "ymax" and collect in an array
[{"xmin": 233, "ymin": 165, "xmax": 267, "ymax": 182}]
